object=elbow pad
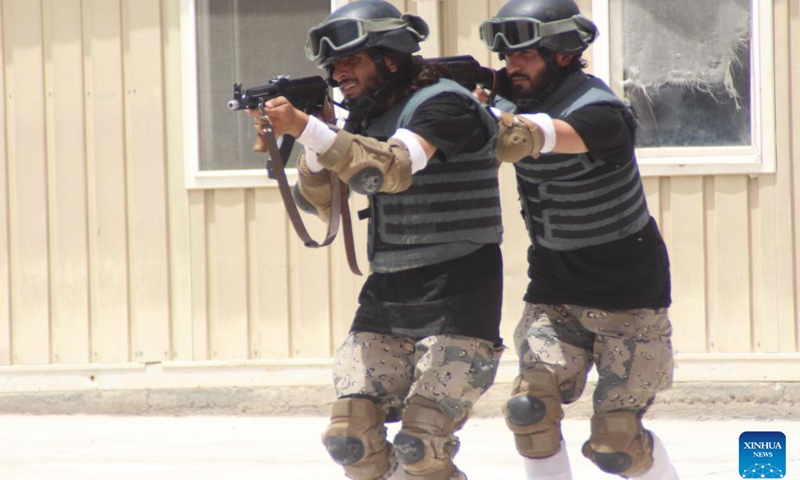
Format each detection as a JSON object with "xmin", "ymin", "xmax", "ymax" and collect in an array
[
  {"xmin": 316, "ymin": 129, "xmax": 413, "ymax": 195},
  {"xmin": 496, "ymin": 111, "xmax": 544, "ymax": 163},
  {"xmin": 295, "ymin": 151, "xmax": 333, "ymax": 222}
]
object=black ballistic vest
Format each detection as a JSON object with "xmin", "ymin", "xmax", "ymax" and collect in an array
[
  {"xmin": 510, "ymin": 72, "xmax": 650, "ymax": 250},
  {"xmin": 353, "ymin": 79, "xmax": 503, "ymax": 272}
]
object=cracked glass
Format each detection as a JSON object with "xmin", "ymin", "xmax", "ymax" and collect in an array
[{"xmin": 613, "ymin": 0, "xmax": 752, "ymax": 148}]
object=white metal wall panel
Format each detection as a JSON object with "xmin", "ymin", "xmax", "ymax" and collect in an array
[
  {"xmin": 4, "ymin": 0, "xmax": 51, "ymax": 365},
  {"xmin": 162, "ymin": 0, "xmax": 194, "ymax": 362},
  {"xmin": 83, "ymin": 0, "xmax": 131, "ymax": 364},
  {"xmin": 121, "ymin": 0, "xmax": 171, "ymax": 362},
  {"xmin": 43, "ymin": 0, "xmax": 91, "ymax": 364},
  {"xmin": 663, "ymin": 177, "xmax": 708, "ymax": 353}
]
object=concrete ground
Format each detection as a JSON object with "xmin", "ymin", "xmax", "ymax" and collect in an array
[{"xmin": 1, "ymin": 415, "xmax": 798, "ymax": 479}]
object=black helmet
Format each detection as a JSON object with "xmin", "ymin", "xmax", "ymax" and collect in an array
[
  {"xmin": 305, "ymin": 0, "xmax": 429, "ymax": 67},
  {"xmin": 479, "ymin": 0, "xmax": 597, "ymax": 55}
]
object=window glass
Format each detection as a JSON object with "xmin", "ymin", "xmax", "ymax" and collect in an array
[
  {"xmin": 616, "ymin": 0, "xmax": 751, "ymax": 148},
  {"xmin": 195, "ymin": 0, "xmax": 330, "ymax": 170}
]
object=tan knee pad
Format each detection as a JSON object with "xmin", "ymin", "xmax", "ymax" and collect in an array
[
  {"xmin": 581, "ymin": 411, "xmax": 654, "ymax": 477},
  {"xmin": 503, "ymin": 368, "xmax": 564, "ymax": 459},
  {"xmin": 322, "ymin": 397, "xmax": 393, "ymax": 480},
  {"xmin": 393, "ymin": 396, "xmax": 460, "ymax": 480}
]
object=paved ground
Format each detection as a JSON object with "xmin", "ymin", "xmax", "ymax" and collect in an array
[{"xmin": 1, "ymin": 415, "xmax": 798, "ymax": 479}]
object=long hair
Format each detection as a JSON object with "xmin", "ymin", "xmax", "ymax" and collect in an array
[{"xmin": 347, "ymin": 48, "xmax": 447, "ymax": 126}]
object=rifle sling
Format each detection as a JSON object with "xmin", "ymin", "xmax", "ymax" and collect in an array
[{"xmin": 262, "ymin": 127, "xmax": 362, "ymax": 276}]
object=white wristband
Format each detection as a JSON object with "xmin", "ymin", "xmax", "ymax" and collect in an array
[
  {"xmin": 297, "ymin": 115, "xmax": 337, "ymax": 155},
  {"xmin": 519, "ymin": 113, "xmax": 556, "ymax": 153},
  {"xmin": 390, "ymin": 128, "xmax": 428, "ymax": 174},
  {"xmin": 303, "ymin": 149, "xmax": 324, "ymax": 173}
]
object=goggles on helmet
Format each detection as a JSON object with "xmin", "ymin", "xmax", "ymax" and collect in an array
[
  {"xmin": 479, "ymin": 15, "xmax": 595, "ymax": 52},
  {"xmin": 305, "ymin": 17, "xmax": 427, "ymax": 64}
]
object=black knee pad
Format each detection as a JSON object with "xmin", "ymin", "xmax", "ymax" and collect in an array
[
  {"xmin": 322, "ymin": 397, "xmax": 393, "ymax": 479},
  {"xmin": 393, "ymin": 432, "xmax": 426, "ymax": 465},
  {"xmin": 395, "ymin": 396, "xmax": 459, "ymax": 479},
  {"xmin": 325, "ymin": 436, "xmax": 366, "ymax": 466},
  {"xmin": 585, "ymin": 448, "xmax": 632, "ymax": 474},
  {"xmin": 506, "ymin": 394, "xmax": 547, "ymax": 426},
  {"xmin": 581, "ymin": 411, "xmax": 654, "ymax": 477}
]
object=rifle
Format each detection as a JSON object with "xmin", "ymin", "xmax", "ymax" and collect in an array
[
  {"xmin": 428, "ymin": 55, "xmax": 502, "ymax": 99},
  {"xmin": 228, "ymin": 75, "xmax": 330, "ymax": 177},
  {"xmin": 228, "ymin": 75, "xmax": 362, "ymax": 276},
  {"xmin": 227, "ymin": 75, "xmax": 329, "ymax": 115}
]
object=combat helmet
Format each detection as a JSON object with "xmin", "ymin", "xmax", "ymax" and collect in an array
[
  {"xmin": 305, "ymin": 0, "xmax": 429, "ymax": 67},
  {"xmin": 480, "ymin": 0, "xmax": 597, "ymax": 56}
]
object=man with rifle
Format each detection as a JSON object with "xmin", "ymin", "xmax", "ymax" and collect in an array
[
  {"xmin": 252, "ymin": 1, "xmax": 504, "ymax": 479},
  {"xmin": 476, "ymin": 0, "xmax": 678, "ymax": 479}
]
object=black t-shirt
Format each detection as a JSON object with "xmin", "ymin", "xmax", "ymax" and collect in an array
[
  {"xmin": 404, "ymin": 92, "xmax": 489, "ymax": 159},
  {"xmin": 351, "ymin": 91, "xmax": 504, "ymax": 343},
  {"xmin": 524, "ymin": 103, "xmax": 672, "ymax": 310}
]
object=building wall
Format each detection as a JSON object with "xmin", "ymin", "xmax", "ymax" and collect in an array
[{"xmin": 0, "ymin": 0, "xmax": 799, "ymax": 393}]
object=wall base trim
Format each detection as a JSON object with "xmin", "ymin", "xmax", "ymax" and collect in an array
[{"xmin": 1, "ymin": 353, "xmax": 800, "ymax": 393}]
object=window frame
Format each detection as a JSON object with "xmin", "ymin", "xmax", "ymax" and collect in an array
[
  {"xmin": 181, "ymin": 0, "xmax": 339, "ymax": 189},
  {"xmin": 590, "ymin": 0, "xmax": 775, "ymax": 177}
]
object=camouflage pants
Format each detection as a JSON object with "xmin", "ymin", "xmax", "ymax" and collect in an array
[
  {"xmin": 332, "ymin": 332, "xmax": 504, "ymax": 424},
  {"xmin": 514, "ymin": 303, "xmax": 673, "ymax": 414}
]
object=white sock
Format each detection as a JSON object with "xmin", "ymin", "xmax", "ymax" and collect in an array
[
  {"xmin": 523, "ymin": 440, "xmax": 573, "ymax": 480},
  {"xmin": 386, "ymin": 465, "xmax": 404, "ymax": 480},
  {"xmin": 631, "ymin": 432, "xmax": 679, "ymax": 480}
]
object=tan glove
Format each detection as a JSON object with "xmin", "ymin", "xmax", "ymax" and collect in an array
[
  {"xmin": 496, "ymin": 111, "xmax": 544, "ymax": 163},
  {"xmin": 294, "ymin": 152, "xmax": 333, "ymax": 222},
  {"xmin": 316, "ymin": 129, "xmax": 412, "ymax": 195}
]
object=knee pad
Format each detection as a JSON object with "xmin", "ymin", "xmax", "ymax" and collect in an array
[
  {"xmin": 322, "ymin": 397, "xmax": 393, "ymax": 480},
  {"xmin": 581, "ymin": 411, "xmax": 654, "ymax": 477},
  {"xmin": 504, "ymin": 368, "xmax": 564, "ymax": 459},
  {"xmin": 394, "ymin": 396, "xmax": 459, "ymax": 480}
]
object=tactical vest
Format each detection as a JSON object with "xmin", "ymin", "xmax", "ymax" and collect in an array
[
  {"xmin": 352, "ymin": 79, "xmax": 502, "ymax": 273},
  {"xmin": 509, "ymin": 72, "xmax": 650, "ymax": 251}
]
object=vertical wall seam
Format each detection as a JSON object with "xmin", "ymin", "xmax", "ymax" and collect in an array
[
  {"xmin": 78, "ymin": 0, "xmax": 93, "ymax": 363},
  {"xmin": 157, "ymin": 0, "xmax": 174, "ymax": 361},
  {"xmin": 244, "ymin": 190, "xmax": 253, "ymax": 360},
  {"xmin": 747, "ymin": 177, "xmax": 756, "ymax": 352},
  {"xmin": 40, "ymin": 0, "xmax": 54, "ymax": 364},
  {"xmin": 0, "ymin": 0, "xmax": 13, "ymax": 364},
  {"xmin": 204, "ymin": 191, "xmax": 212, "ymax": 360},
  {"xmin": 119, "ymin": 0, "xmax": 133, "ymax": 363},
  {"xmin": 285, "ymin": 209, "xmax": 293, "ymax": 358},
  {"xmin": 788, "ymin": 0, "xmax": 800, "ymax": 352}
]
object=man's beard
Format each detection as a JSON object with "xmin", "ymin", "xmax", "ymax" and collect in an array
[
  {"xmin": 343, "ymin": 71, "xmax": 386, "ymax": 117},
  {"xmin": 509, "ymin": 72, "xmax": 548, "ymax": 103}
]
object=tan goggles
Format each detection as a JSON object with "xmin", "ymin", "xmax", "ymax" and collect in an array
[
  {"xmin": 480, "ymin": 15, "xmax": 594, "ymax": 51},
  {"xmin": 305, "ymin": 17, "xmax": 426, "ymax": 62}
]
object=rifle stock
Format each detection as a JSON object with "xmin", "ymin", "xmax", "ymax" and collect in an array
[{"xmin": 428, "ymin": 55, "xmax": 499, "ymax": 94}]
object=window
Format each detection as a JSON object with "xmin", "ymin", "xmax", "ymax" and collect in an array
[
  {"xmin": 182, "ymin": 0, "xmax": 333, "ymax": 188},
  {"xmin": 591, "ymin": 0, "xmax": 775, "ymax": 176}
]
